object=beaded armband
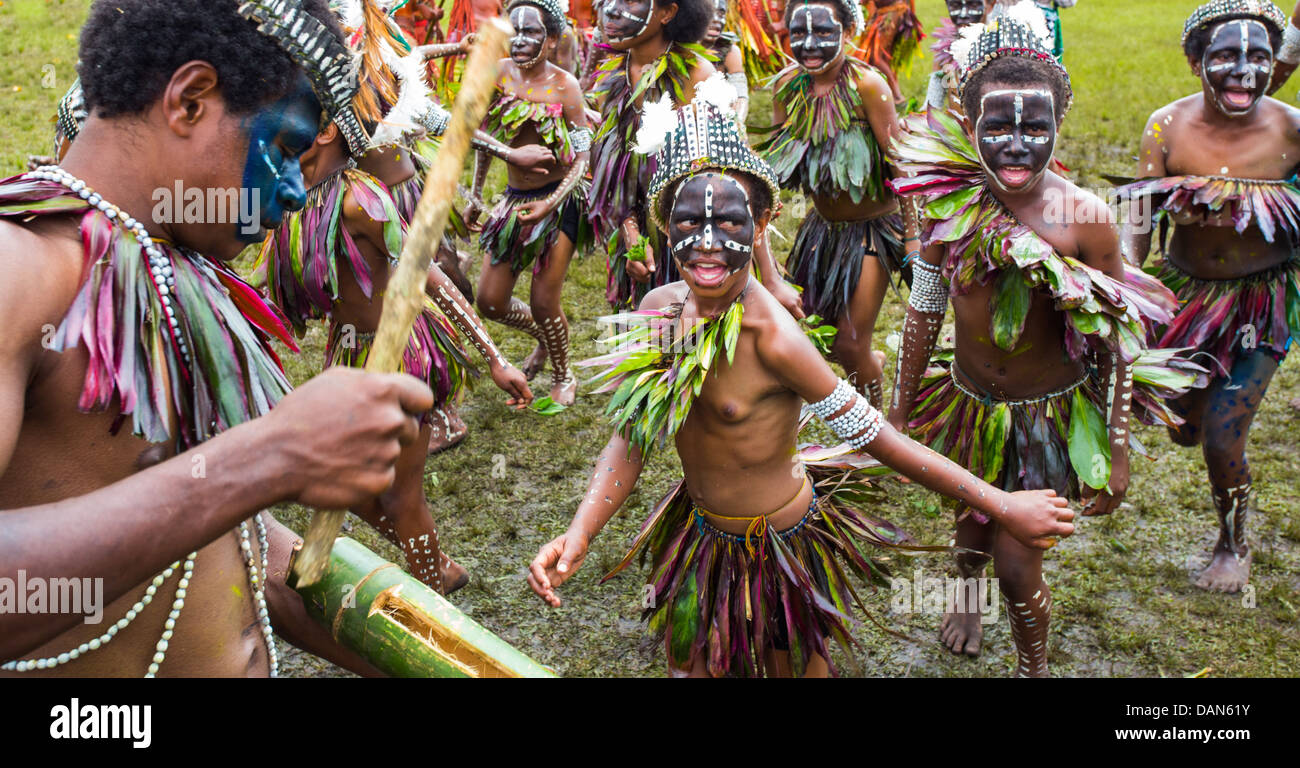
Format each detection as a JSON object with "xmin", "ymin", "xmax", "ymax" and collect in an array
[
  {"xmin": 808, "ymin": 378, "xmax": 884, "ymax": 449},
  {"xmin": 1280, "ymin": 20, "xmax": 1300, "ymax": 65},
  {"xmin": 471, "ymin": 135, "xmax": 511, "ymax": 160},
  {"xmin": 908, "ymin": 259, "xmax": 948, "ymax": 314},
  {"xmin": 419, "ymin": 103, "xmax": 451, "ymax": 137},
  {"xmin": 571, "ymin": 127, "xmax": 593, "ymax": 153}
]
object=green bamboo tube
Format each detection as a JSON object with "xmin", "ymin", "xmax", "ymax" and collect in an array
[{"xmin": 296, "ymin": 537, "xmax": 557, "ymax": 678}]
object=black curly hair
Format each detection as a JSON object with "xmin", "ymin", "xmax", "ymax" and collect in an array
[
  {"xmin": 1184, "ymin": 14, "xmax": 1283, "ymax": 62},
  {"xmin": 659, "ymin": 0, "xmax": 712, "ymax": 44},
  {"xmin": 508, "ymin": 0, "xmax": 567, "ymax": 39},
  {"xmin": 961, "ymin": 56, "xmax": 1070, "ymax": 125},
  {"xmin": 79, "ymin": 0, "xmax": 344, "ymax": 119}
]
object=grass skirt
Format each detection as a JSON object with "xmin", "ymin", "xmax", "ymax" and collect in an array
[
  {"xmin": 1152, "ymin": 256, "xmax": 1299, "ymax": 379},
  {"xmin": 479, "ymin": 182, "xmax": 592, "ymax": 275},
  {"xmin": 907, "ymin": 356, "xmax": 1109, "ymax": 522},
  {"xmin": 324, "ymin": 300, "xmax": 475, "ymax": 411},
  {"xmin": 602, "ymin": 443, "xmax": 927, "ymax": 677},
  {"xmin": 787, "ymin": 208, "xmax": 904, "ymax": 323}
]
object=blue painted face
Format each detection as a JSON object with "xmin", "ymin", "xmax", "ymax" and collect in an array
[{"xmin": 237, "ymin": 74, "xmax": 322, "ymax": 242}]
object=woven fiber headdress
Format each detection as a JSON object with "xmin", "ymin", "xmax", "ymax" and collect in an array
[
  {"xmin": 1182, "ymin": 0, "xmax": 1287, "ymax": 48},
  {"xmin": 641, "ymin": 74, "xmax": 780, "ymax": 231},
  {"xmin": 952, "ymin": 1, "xmax": 1074, "ymax": 117},
  {"xmin": 237, "ymin": 0, "xmax": 367, "ymax": 155}
]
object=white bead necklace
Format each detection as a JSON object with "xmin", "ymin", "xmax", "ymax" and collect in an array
[
  {"xmin": 3, "ymin": 166, "xmax": 279, "ymax": 677},
  {"xmin": 1, "ymin": 553, "xmax": 195, "ymax": 674},
  {"xmin": 27, "ymin": 164, "xmax": 192, "ymax": 364},
  {"xmin": 241, "ymin": 513, "xmax": 280, "ymax": 677}
]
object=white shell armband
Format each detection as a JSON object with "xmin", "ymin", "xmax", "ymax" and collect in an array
[
  {"xmin": 808, "ymin": 378, "xmax": 884, "ymax": 448},
  {"xmin": 570, "ymin": 127, "xmax": 593, "ymax": 153},
  {"xmin": 909, "ymin": 258, "xmax": 948, "ymax": 314},
  {"xmin": 1279, "ymin": 20, "xmax": 1300, "ymax": 66},
  {"xmin": 419, "ymin": 103, "xmax": 451, "ymax": 137}
]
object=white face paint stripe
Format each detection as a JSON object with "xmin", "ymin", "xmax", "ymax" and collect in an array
[
  {"xmin": 603, "ymin": 0, "xmax": 651, "ymax": 41},
  {"xmin": 669, "ymin": 175, "xmax": 755, "ymax": 258},
  {"xmin": 510, "ymin": 6, "xmax": 546, "ymax": 66},
  {"xmin": 977, "ymin": 89, "xmax": 1054, "ymax": 144},
  {"xmin": 1202, "ymin": 19, "xmax": 1275, "ymax": 114},
  {"xmin": 975, "ymin": 89, "xmax": 1057, "ymax": 190},
  {"xmin": 790, "ymin": 5, "xmax": 843, "ymax": 67}
]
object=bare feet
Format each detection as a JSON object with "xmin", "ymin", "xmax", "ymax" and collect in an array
[
  {"xmin": 550, "ymin": 368, "xmax": 577, "ymax": 407},
  {"xmin": 1194, "ymin": 542, "xmax": 1251, "ymax": 593},
  {"xmin": 440, "ymin": 554, "xmax": 470, "ymax": 595},
  {"xmin": 427, "ymin": 407, "xmax": 468, "ymax": 455},
  {"xmin": 939, "ymin": 602, "xmax": 983, "ymax": 657},
  {"xmin": 521, "ymin": 343, "xmax": 548, "ymax": 381}
]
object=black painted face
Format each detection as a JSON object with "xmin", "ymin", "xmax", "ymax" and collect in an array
[
  {"xmin": 1200, "ymin": 19, "xmax": 1273, "ymax": 116},
  {"xmin": 704, "ymin": 3, "xmax": 726, "ymax": 45},
  {"xmin": 510, "ymin": 6, "xmax": 549, "ymax": 67},
  {"xmin": 238, "ymin": 74, "xmax": 321, "ymax": 242},
  {"xmin": 601, "ymin": 0, "xmax": 655, "ymax": 47},
  {"xmin": 974, "ymin": 88, "xmax": 1057, "ymax": 192},
  {"xmin": 789, "ymin": 4, "xmax": 843, "ymax": 74},
  {"xmin": 669, "ymin": 173, "xmax": 755, "ymax": 292},
  {"xmin": 945, "ymin": 0, "xmax": 983, "ymax": 27}
]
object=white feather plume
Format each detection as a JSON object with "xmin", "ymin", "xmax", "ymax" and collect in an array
[
  {"xmin": 557, "ymin": 0, "xmax": 570, "ymax": 11},
  {"xmin": 950, "ymin": 22, "xmax": 985, "ymax": 73},
  {"xmin": 633, "ymin": 93, "xmax": 677, "ymax": 155},
  {"xmin": 693, "ymin": 71, "xmax": 738, "ymax": 120},
  {"xmin": 370, "ymin": 48, "xmax": 434, "ymax": 147},
  {"xmin": 337, "ymin": 0, "xmax": 365, "ymax": 31},
  {"xmin": 1004, "ymin": 0, "xmax": 1052, "ymax": 44}
]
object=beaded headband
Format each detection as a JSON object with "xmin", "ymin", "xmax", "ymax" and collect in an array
[
  {"xmin": 1182, "ymin": 0, "xmax": 1287, "ymax": 49},
  {"xmin": 643, "ymin": 77, "xmax": 780, "ymax": 231},
  {"xmin": 507, "ymin": 0, "xmax": 570, "ymax": 33},
  {"xmin": 236, "ymin": 0, "xmax": 368, "ymax": 155},
  {"xmin": 954, "ymin": 7, "xmax": 1074, "ymax": 118}
]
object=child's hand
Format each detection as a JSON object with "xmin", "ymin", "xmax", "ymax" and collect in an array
[{"xmin": 997, "ymin": 489, "xmax": 1076, "ymax": 550}]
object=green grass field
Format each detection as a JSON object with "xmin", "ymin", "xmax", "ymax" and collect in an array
[{"xmin": 3, "ymin": 0, "xmax": 1296, "ymax": 677}]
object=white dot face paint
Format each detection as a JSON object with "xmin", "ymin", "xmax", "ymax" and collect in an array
[
  {"xmin": 974, "ymin": 88, "xmax": 1057, "ymax": 193},
  {"xmin": 510, "ymin": 5, "xmax": 548, "ymax": 69},
  {"xmin": 1201, "ymin": 18, "xmax": 1274, "ymax": 117},
  {"xmin": 669, "ymin": 173, "xmax": 756, "ymax": 289},
  {"xmin": 789, "ymin": 4, "xmax": 843, "ymax": 75},
  {"xmin": 601, "ymin": 0, "xmax": 653, "ymax": 45}
]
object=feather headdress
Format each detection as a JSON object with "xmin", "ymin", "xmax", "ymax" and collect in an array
[
  {"xmin": 643, "ymin": 76, "xmax": 779, "ymax": 229},
  {"xmin": 953, "ymin": 3, "xmax": 1073, "ymax": 116}
]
